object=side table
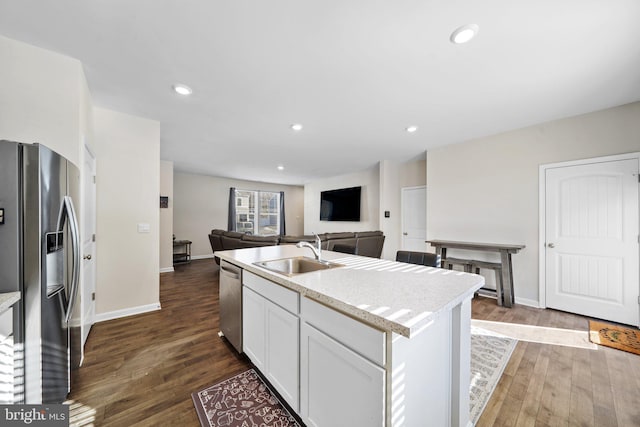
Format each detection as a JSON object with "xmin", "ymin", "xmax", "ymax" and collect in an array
[{"xmin": 173, "ymin": 239, "xmax": 192, "ymax": 265}]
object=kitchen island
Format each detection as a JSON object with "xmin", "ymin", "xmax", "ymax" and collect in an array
[{"xmin": 216, "ymin": 245, "xmax": 484, "ymax": 427}]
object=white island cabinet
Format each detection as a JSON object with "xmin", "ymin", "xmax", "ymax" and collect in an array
[
  {"xmin": 219, "ymin": 245, "xmax": 484, "ymax": 427},
  {"xmin": 301, "ymin": 297, "xmax": 386, "ymax": 426},
  {"xmin": 243, "ymin": 271, "xmax": 300, "ymax": 411}
]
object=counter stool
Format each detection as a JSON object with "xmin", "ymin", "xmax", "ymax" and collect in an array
[{"xmin": 396, "ymin": 251, "xmax": 441, "ymax": 267}]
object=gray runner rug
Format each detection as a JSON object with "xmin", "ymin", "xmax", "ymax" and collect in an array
[{"xmin": 469, "ymin": 326, "xmax": 517, "ymax": 425}]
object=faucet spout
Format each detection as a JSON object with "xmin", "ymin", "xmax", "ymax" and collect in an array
[{"xmin": 296, "ymin": 233, "xmax": 322, "ymax": 262}]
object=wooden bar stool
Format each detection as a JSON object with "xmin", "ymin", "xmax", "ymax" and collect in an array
[
  {"xmin": 442, "ymin": 257, "xmax": 473, "ymax": 273},
  {"xmin": 471, "ymin": 260, "xmax": 505, "ymax": 306}
]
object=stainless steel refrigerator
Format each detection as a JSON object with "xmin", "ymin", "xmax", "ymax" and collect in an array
[{"xmin": 0, "ymin": 140, "xmax": 81, "ymax": 404}]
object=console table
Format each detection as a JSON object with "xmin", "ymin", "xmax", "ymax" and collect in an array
[
  {"xmin": 173, "ymin": 239, "xmax": 192, "ymax": 265},
  {"xmin": 426, "ymin": 240, "xmax": 525, "ymax": 308}
]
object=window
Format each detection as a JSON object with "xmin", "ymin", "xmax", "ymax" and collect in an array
[{"xmin": 234, "ymin": 190, "xmax": 282, "ymax": 235}]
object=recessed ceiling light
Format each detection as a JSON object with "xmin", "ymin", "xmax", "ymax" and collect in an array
[
  {"xmin": 450, "ymin": 24, "xmax": 479, "ymax": 44},
  {"xmin": 406, "ymin": 126, "xmax": 418, "ymax": 133},
  {"xmin": 172, "ymin": 84, "xmax": 193, "ymax": 95},
  {"xmin": 290, "ymin": 123, "xmax": 303, "ymax": 131},
  {"xmin": 277, "ymin": 165, "xmax": 285, "ymax": 171}
]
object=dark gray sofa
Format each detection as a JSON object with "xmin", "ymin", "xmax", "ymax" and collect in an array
[{"xmin": 208, "ymin": 229, "xmax": 385, "ymax": 263}]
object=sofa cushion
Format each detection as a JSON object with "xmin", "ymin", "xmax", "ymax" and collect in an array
[
  {"xmin": 211, "ymin": 229, "xmax": 225, "ymax": 235},
  {"xmin": 242, "ymin": 234, "xmax": 280, "ymax": 245},
  {"xmin": 222, "ymin": 231, "xmax": 245, "ymax": 238},
  {"xmin": 280, "ymin": 235, "xmax": 318, "ymax": 244},
  {"xmin": 323, "ymin": 232, "xmax": 355, "ymax": 240},
  {"xmin": 355, "ymin": 231, "xmax": 383, "ymax": 238}
]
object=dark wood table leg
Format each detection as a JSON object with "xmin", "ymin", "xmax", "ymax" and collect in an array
[
  {"xmin": 500, "ymin": 250, "xmax": 514, "ymax": 308},
  {"xmin": 438, "ymin": 246, "xmax": 446, "ymax": 268}
]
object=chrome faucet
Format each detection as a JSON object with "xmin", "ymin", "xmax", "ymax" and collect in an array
[{"xmin": 296, "ymin": 233, "xmax": 322, "ymax": 262}]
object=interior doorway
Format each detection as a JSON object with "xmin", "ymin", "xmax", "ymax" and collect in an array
[
  {"xmin": 540, "ymin": 153, "xmax": 639, "ymax": 327},
  {"xmin": 401, "ymin": 186, "xmax": 427, "ymax": 252}
]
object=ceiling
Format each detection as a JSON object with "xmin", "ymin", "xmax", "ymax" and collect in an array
[{"xmin": 1, "ymin": 1, "xmax": 639, "ymax": 185}]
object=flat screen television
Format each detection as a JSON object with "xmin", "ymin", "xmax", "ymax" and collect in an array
[{"xmin": 320, "ymin": 186, "xmax": 361, "ymax": 221}]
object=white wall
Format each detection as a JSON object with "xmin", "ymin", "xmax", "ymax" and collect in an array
[
  {"xmin": 0, "ymin": 35, "xmax": 83, "ymax": 166},
  {"xmin": 304, "ymin": 165, "xmax": 380, "ymax": 234},
  {"xmin": 427, "ymin": 101, "xmax": 640, "ymax": 306},
  {"xmin": 379, "ymin": 157, "xmax": 426, "ymax": 260},
  {"xmin": 94, "ymin": 107, "xmax": 161, "ymax": 318},
  {"xmin": 173, "ymin": 172, "xmax": 305, "ymax": 258},
  {"xmin": 160, "ymin": 161, "xmax": 174, "ymax": 272}
]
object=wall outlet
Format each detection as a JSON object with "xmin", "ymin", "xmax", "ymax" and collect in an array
[{"xmin": 137, "ymin": 223, "xmax": 150, "ymax": 233}]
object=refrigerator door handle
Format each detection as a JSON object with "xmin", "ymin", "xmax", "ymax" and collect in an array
[{"xmin": 57, "ymin": 195, "xmax": 81, "ymax": 323}]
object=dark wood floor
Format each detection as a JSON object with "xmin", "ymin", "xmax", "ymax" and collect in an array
[{"xmin": 68, "ymin": 259, "xmax": 640, "ymax": 426}]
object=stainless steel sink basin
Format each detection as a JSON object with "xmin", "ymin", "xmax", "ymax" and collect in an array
[{"xmin": 253, "ymin": 256, "xmax": 344, "ymax": 276}]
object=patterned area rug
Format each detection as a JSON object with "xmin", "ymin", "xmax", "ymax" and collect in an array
[
  {"xmin": 469, "ymin": 326, "xmax": 517, "ymax": 425},
  {"xmin": 193, "ymin": 330, "xmax": 516, "ymax": 427},
  {"xmin": 589, "ymin": 320, "xmax": 640, "ymax": 356},
  {"xmin": 192, "ymin": 369, "xmax": 300, "ymax": 427}
]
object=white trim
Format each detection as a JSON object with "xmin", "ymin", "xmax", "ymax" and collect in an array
[
  {"xmin": 538, "ymin": 151, "xmax": 640, "ymax": 310},
  {"xmin": 192, "ymin": 254, "xmax": 215, "ymax": 260},
  {"xmin": 514, "ymin": 297, "xmax": 540, "ymax": 308},
  {"xmin": 160, "ymin": 267, "xmax": 175, "ymax": 273},
  {"xmin": 95, "ymin": 302, "xmax": 161, "ymax": 323}
]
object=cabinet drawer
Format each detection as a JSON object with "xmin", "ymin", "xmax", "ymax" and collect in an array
[
  {"xmin": 301, "ymin": 297, "xmax": 385, "ymax": 366},
  {"xmin": 243, "ymin": 271, "xmax": 299, "ymax": 314}
]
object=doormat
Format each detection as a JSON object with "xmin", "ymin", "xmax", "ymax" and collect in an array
[
  {"xmin": 192, "ymin": 369, "xmax": 301, "ymax": 427},
  {"xmin": 589, "ymin": 320, "xmax": 640, "ymax": 356}
]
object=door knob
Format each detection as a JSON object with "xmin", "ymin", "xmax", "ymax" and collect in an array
[
  {"xmin": 403, "ymin": 232, "xmax": 408, "ymax": 236},
  {"xmin": 547, "ymin": 243, "xmax": 555, "ymax": 248},
  {"xmin": 83, "ymin": 254, "xmax": 92, "ymax": 260}
]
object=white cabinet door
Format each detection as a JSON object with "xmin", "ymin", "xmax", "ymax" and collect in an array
[
  {"xmin": 300, "ymin": 322, "xmax": 385, "ymax": 427},
  {"xmin": 243, "ymin": 284, "xmax": 300, "ymax": 411},
  {"xmin": 242, "ymin": 287, "xmax": 266, "ymax": 371},
  {"xmin": 266, "ymin": 300, "xmax": 299, "ymax": 412}
]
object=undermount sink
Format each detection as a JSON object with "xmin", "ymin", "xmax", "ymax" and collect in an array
[{"xmin": 253, "ymin": 256, "xmax": 344, "ymax": 276}]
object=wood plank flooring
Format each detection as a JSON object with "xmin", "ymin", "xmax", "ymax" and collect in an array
[
  {"xmin": 68, "ymin": 259, "xmax": 251, "ymax": 426},
  {"xmin": 68, "ymin": 259, "xmax": 640, "ymax": 426},
  {"xmin": 473, "ymin": 296, "xmax": 640, "ymax": 427}
]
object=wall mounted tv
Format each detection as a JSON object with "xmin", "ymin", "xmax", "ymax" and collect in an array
[{"xmin": 320, "ymin": 186, "xmax": 362, "ymax": 221}]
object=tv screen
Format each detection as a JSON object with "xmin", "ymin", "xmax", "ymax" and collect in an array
[{"xmin": 320, "ymin": 186, "xmax": 361, "ymax": 221}]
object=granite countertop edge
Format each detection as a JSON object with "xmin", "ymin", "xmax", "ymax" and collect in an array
[
  {"xmin": 218, "ymin": 247, "xmax": 483, "ymax": 338},
  {"xmin": 0, "ymin": 292, "xmax": 21, "ymax": 314}
]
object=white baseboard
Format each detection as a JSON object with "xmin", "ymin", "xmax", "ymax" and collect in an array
[
  {"xmin": 514, "ymin": 296, "xmax": 540, "ymax": 308},
  {"xmin": 159, "ymin": 266, "xmax": 174, "ymax": 273},
  {"xmin": 192, "ymin": 254, "xmax": 215, "ymax": 260},
  {"xmin": 476, "ymin": 291, "xmax": 540, "ymax": 309},
  {"xmin": 95, "ymin": 302, "xmax": 161, "ymax": 323}
]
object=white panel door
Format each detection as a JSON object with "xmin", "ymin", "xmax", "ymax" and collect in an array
[
  {"xmin": 545, "ymin": 158, "xmax": 639, "ymax": 326},
  {"xmin": 81, "ymin": 144, "xmax": 96, "ymax": 352},
  {"xmin": 401, "ymin": 186, "xmax": 427, "ymax": 252}
]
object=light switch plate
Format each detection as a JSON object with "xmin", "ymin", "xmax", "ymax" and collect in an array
[{"xmin": 137, "ymin": 223, "xmax": 150, "ymax": 233}]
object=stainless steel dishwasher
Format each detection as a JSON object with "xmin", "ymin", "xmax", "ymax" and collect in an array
[{"xmin": 219, "ymin": 260, "xmax": 243, "ymax": 353}]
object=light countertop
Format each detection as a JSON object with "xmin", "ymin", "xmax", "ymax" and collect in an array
[
  {"xmin": 216, "ymin": 245, "xmax": 484, "ymax": 338},
  {"xmin": 0, "ymin": 291, "xmax": 21, "ymax": 314}
]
